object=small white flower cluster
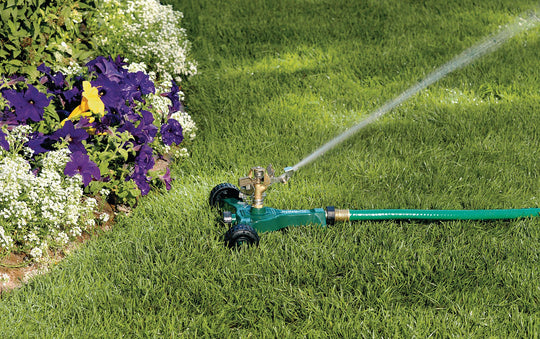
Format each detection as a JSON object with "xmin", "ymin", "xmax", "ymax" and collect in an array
[
  {"xmin": 99, "ymin": 212, "xmax": 110, "ymax": 223},
  {"xmin": 0, "ymin": 128, "xmax": 98, "ymax": 257},
  {"xmin": 55, "ymin": 60, "xmax": 84, "ymax": 77},
  {"xmin": 98, "ymin": 0, "xmax": 197, "ymax": 82},
  {"xmin": 174, "ymin": 147, "xmax": 189, "ymax": 158},
  {"xmin": 30, "ymin": 246, "xmax": 44, "ymax": 259},
  {"xmin": 171, "ymin": 111, "xmax": 197, "ymax": 141},
  {"xmin": 4, "ymin": 125, "xmax": 34, "ymax": 158},
  {"xmin": 0, "ymin": 226, "xmax": 13, "ymax": 250},
  {"xmin": 0, "ymin": 272, "xmax": 9, "ymax": 286},
  {"xmin": 155, "ymin": 144, "xmax": 190, "ymax": 159},
  {"xmin": 99, "ymin": 188, "xmax": 111, "ymax": 198},
  {"xmin": 150, "ymin": 94, "xmax": 174, "ymax": 119}
]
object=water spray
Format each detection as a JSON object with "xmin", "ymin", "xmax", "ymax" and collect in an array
[{"xmin": 209, "ymin": 10, "xmax": 540, "ymax": 247}]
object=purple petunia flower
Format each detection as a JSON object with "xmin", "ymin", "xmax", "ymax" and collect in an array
[
  {"xmin": 53, "ymin": 120, "xmax": 89, "ymax": 154},
  {"xmin": 121, "ymin": 71, "xmax": 155, "ymax": 103},
  {"xmin": 64, "ymin": 151, "xmax": 101, "ymax": 186},
  {"xmin": 37, "ymin": 63, "xmax": 52, "ymax": 76},
  {"xmin": 164, "ymin": 80, "xmax": 183, "ymax": 114},
  {"xmin": 86, "ymin": 56, "xmax": 126, "ymax": 83},
  {"xmin": 160, "ymin": 119, "xmax": 183, "ymax": 146},
  {"xmin": 0, "ymin": 129, "xmax": 9, "ymax": 151},
  {"xmin": 37, "ymin": 63, "xmax": 67, "ymax": 96},
  {"xmin": 118, "ymin": 110, "xmax": 157, "ymax": 145},
  {"xmin": 91, "ymin": 77, "xmax": 124, "ymax": 111},
  {"xmin": 2, "ymin": 85, "xmax": 51, "ymax": 122},
  {"xmin": 140, "ymin": 109, "xmax": 154, "ymax": 126},
  {"xmin": 98, "ymin": 111, "xmax": 122, "ymax": 132},
  {"xmin": 135, "ymin": 144, "xmax": 155, "ymax": 172},
  {"xmin": 75, "ymin": 116, "xmax": 98, "ymax": 132},
  {"xmin": 60, "ymin": 83, "xmax": 84, "ymax": 113},
  {"xmin": 26, "ymin": 132, "xmax": 56, "ymax": 154},
  {"xmin": 131, "ymin": 170, "xmax": 151, "ymax": 196},
  {"xmin": 159, "ymin": 167, "xmax": 172, "ymax": 190},
  {"xmin": 62, "ymin": 86, "xmax": 81, "ymax": 104},
  {"xmin": 128, "ymin": 165, "xmax": 152, "ymax": 196},
  {"xmin": 0, "ymin": 106, "xmax": 17, "ymax": 125},
  {"xmin": 139, "ymin": 110, "xmax": 158, "ymax": 141}
]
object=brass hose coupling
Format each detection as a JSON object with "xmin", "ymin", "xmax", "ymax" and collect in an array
[{"xmin": 325, "ymin": 206, "xmax": 351, "ymax": 225}]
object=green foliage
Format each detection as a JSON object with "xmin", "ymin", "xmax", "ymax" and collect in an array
[
  {"xmin": 0, "ymin": 0, "xmax": 98, "ymax": 79},
  {"xmin": 85, "ymin": 131, "xmax": 140, "ymax": 206}
]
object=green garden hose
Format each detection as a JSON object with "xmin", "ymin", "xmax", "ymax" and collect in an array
[{"xmin": 327, "ymin": 207, "xmax": 540, "ymax": 223}]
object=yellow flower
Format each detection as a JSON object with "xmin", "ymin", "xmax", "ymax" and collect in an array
[
  {"xmin": 65, "ymin": 81, "xmax": 105, "ymax": 123},
  {"xmin": 82, "ymin": 81, "xmax": 105, "ymax": 115}
]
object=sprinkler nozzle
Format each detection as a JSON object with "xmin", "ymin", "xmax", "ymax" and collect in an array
[{"xmin": 275, "ymin": 166, "xmax": 295, "ymax": 184}]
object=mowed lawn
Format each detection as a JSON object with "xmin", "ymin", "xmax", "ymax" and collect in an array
[{"xmin": 0, "ymin": 0, "xmax": 539, "ymax": 337}]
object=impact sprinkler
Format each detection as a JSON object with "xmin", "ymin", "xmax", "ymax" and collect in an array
[
  {"xmin": 209, "ymin": 166, "xmax": 540, "ymax": 247},
  {"xmin": 209, "ymin": 10, "xmax": 540, "ymax": 247}
]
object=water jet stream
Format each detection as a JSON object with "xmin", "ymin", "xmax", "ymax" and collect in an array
[{"xmin": 290, "ymin": 10, "xmax": 539, "ymax": 173}]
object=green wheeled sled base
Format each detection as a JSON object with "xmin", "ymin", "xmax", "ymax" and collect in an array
[{"xmin": 209, "ymin": 182, "xmax": 540, "ymax": 248}]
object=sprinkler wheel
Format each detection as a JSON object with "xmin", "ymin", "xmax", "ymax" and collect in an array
[
  {"xmin": 209, "ymin": 183, "xmax": 242, "ymax": 208},
  {"xmin": 224, "ymin": 224, "xmax": 260, "ymax": 248}
]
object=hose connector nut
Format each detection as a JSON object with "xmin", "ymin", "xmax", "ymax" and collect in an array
[
  {"xmin": 326, "ymin": 206, "xmax": 336, "ymax": 225},
  {"xmin": 223, "ymin": 211, "xmax": 233, "ymax": 224}
]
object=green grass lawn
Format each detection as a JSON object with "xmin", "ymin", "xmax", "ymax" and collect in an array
[{"xmin": 1, "ymin": 0, "xmax": 539, "ymax": 337}]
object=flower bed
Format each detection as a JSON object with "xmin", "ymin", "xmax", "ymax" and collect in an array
[
  {"xmin": 0, "ymin": 0, "xmax": 197, "ymax": 281},
  {"xmin": 0, "ymin": 55, "xmax": 191, "ymax": 260}
]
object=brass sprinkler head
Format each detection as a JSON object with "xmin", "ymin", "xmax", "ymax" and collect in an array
[
  {"xmin": 238, "ymin": 165, "xmax": 272, "ymax": 208},
  {"xmin": 238, "ymin": 165, "xmax": 295, "ymax": 209}
]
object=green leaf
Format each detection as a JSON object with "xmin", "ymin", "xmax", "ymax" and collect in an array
[
  {"xmin": 5, "ymin": 63, "xmax": 18, "ymax": 75},
  {"xmin": 4, "ymin": 43, "xmax": 17, "ymax": 51},
  {"xmin": 32, "ymin": 18, "xmax": 41, "ymax": 40},
  {"xmin": 7, "ymin": 20, "xmax": 20, "ymax": 33},
  {"xmin": 118, "ymin": 148, "xmax": 129, "ymax": 161},
  {"xmin": 42, "ymin": 103, "xmax": 60, "ymax": 124},
  {"xmin": 0, "ymin": 9, "xmax": 10, "ymax": 22},
  {"xmin": 72, "ymin": 49, "xmax": 95, "ymax": 61},
  {"xmin": 98, "ymin": 161, "xmax": 110, "ymax": 176},
  {"xmin": 8, "ymin": 59, "xmax": 23, "ymax": 66},
  {"xmin": 8, "ymin": 7, "xmax": 18, "ymax": 21}
]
